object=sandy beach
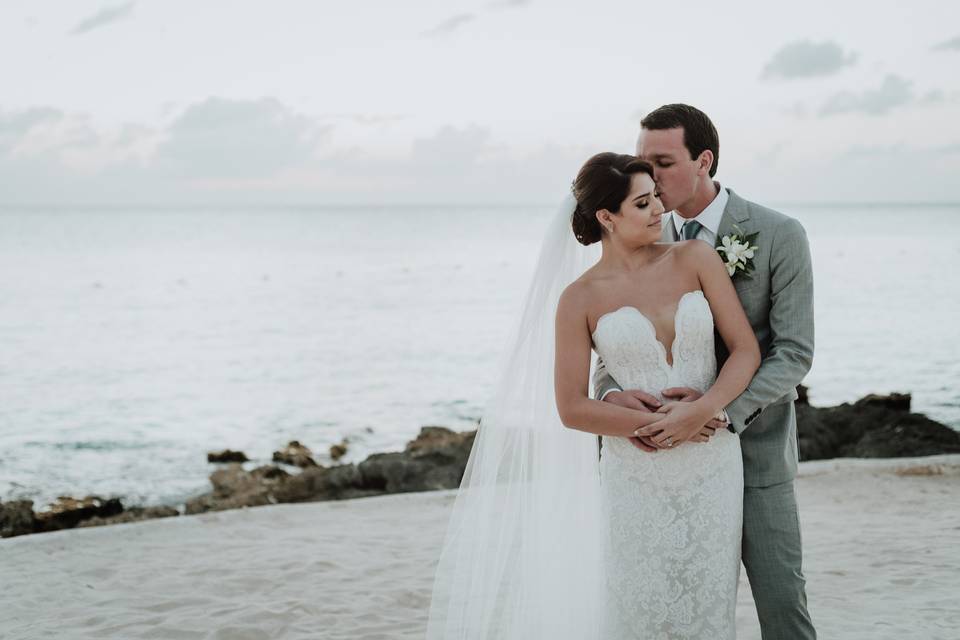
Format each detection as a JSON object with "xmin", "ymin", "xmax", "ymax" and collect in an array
[{"xmin": 2, "ymin": 454, "xmax": 959, "ymax": 639}]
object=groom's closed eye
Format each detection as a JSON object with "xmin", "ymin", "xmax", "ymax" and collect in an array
[{"xmin": 647, "ymin": 155, "xmax": 674, "ymax": 168}]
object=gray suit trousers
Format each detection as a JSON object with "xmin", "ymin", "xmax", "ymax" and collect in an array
[{"xmin": 743, "ymin": 476, "xmax": 816, "ymax": 640}]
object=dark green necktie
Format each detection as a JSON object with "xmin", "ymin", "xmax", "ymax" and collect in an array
[{"xmin": 681, "ymin": 220, "xmax": 703, "ymax": 240}]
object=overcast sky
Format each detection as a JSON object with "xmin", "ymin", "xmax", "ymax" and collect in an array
[{"xmin": 1, "ymin": 0, "xmax": 958, "ymax": 205}]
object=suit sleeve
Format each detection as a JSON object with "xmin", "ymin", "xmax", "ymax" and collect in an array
[
  {"xmin": 592, "ymin": 354, "xmax": 622, "ymax": 400},
  {"xmin": 726, "ymin": 217, "xmax": 814, "ymax": 433}
]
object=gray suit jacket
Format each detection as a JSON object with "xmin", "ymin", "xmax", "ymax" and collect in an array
[{"xmin": 592, "ymin": 188, "xmax": 815, "ymax": 487}]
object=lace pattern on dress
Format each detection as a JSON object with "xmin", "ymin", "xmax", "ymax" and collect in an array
[{"xmin": 593, "ymin": 289, "xmax": 743, "ymax": 639}]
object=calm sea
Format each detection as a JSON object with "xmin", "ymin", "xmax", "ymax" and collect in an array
[{"xmin": 2, "ymin": 203, "xmax": 958, "ymax": 508}]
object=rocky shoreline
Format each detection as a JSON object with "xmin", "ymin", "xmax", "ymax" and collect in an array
[{"xmin": 3, "ymin": 389, "xmax": 959, "ymax": 539}]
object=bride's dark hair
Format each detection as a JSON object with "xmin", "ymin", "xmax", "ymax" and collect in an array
[{"xmin": 571, "ymin": 152, "xmax": 655, "ymax": 246}]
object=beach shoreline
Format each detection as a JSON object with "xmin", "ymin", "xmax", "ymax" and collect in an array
[
  {"xmin": 2, "ymin": 454, "xmax": 959, "ymax": 639},
  {"xmin": 4, "ymin": 390, "xmax": 960, "ymax": 540},
  {"xmin": 5, "ymin": 391, "xmax": 960, "ymax": 541}
]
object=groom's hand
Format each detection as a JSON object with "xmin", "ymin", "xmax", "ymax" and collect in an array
[
  {"xmin": 662, "ymin": 387, "xmax": 729, "ymax": 435},
  {"xmin": 633, "ymin": 400, "xmax": 712, "ymax": 447},
  {"xmin": 662, "ymin": 386, "xmax": 703, "ymax": 402},
  {"xmin": 602, "ymin": 390, "xmax": 662, "ymax": 453}
]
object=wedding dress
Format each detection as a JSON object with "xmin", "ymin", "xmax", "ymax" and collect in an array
[
  {"xmin": 593, "ymin": 290, "xmax": 743, "ymax": 639},
  {"xmin": 425, "ymin": 196, "xmax": 742, "ymax": 639}
]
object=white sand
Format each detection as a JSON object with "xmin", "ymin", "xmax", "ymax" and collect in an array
[{"xmin": 2, "ymin": 455, "xmax": 959, "ymax": 640}]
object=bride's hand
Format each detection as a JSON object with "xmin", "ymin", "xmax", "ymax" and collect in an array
[
  {"xmin": 632, "ymin": 401, "xmax": 712, "ymax": 448},
  {"xmin": 628, "ymin": 411, "xmax": 665, "ymax": 453},
  {"xmin": 602, "ymin": 390, "xmax": 664, "ymax": 453},
  {"xmin": 662, "ymin": 386, "xmax": 729, "ymax": 434}
]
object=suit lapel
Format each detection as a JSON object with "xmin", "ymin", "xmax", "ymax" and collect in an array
[
  {"xmin": 710, "ymin": 188, "xmax": 758, "ymax": 365},
  {"xmin": 662, "ymin": 213, "xmax": 679, "ymax": 242},
  {"xmin": 716, "ymin": 187, "xmax": 751, "ymax": 245}
]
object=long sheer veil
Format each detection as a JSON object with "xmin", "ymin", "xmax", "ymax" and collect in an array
[{"xmin": 425, "ymin": 193, "xmax": 604, "ymax": 639}]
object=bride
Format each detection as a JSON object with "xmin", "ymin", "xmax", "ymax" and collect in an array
[{"xmin": 425, "ymin": 152, "xmax": 760, "ymax": 639}]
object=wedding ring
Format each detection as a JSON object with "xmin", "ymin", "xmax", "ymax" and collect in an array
[{"xmin": 665, "ymin": 437, "xmax": 673, "ymax": 447}]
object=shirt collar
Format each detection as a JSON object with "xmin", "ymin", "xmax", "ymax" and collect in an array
[{"xmin": 671, "ymin": 182, "xmax": 728, "ymax": 236}]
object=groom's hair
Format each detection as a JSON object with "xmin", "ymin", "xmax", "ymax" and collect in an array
[{"xmin": 641, "ymin": 104, "xmax": 719, "ymax": 177}]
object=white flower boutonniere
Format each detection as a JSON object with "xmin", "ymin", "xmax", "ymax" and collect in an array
[{"xmin": 716, "ymin": 227, "xmax": 759, "ymax": 278}]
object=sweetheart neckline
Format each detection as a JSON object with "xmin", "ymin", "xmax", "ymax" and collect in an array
[{"xmin": 591, "ymin": 289, "xmax": 705, "ymax": 369}]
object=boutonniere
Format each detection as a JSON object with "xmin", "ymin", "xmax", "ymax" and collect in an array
[{"xmin": 715, "ymin": 226, "xmax": 759, "ymax": 278}]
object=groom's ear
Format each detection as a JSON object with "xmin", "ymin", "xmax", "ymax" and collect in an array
[{"xmin": 696, "ymin": 150, "xmax": 714, "ymax": 176}]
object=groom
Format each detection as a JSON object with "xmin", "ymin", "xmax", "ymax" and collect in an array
[{"xmin": 593, "ymin": 103, "xmax": 817, "ymax": 639}]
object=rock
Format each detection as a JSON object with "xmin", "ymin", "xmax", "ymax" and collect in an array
[
  {"xmin": 272, "ymin": 464, "xmax": 379, "ymax": 502},
  {"xmin": 797, "ymin": 392, "xmax": 960, "ymax": 461},
  {"xmin": 329, "ymin": 439, "xmax": 349, "ymax": 461},
  {"xmin": 185, "ymin": 464, "xmax": 291, "ymax": 514},
  {"xmin": 272, "ymin": 440, "xmax": 318, "ymax": 468},
  {"xmin": 0, "ymin": 500, "xmax": 36, "ymax": 538},
  {"xmin": 27, "ymin": 396, "xmax": 958, "ymax": 538},
  {"xmin": 184, "ymin": 459, "xmax": 382, "ymax": 513},
  {"xmin": 33, "ymin": 495, "xmax": 124, "ymax": 533},
  {"xmin": 79, "ymin": 505, "xmax": 180, "ymax": 528},
  {"xmin": 856, "ymin": 393, "xmax": 912, "ymax": 412},
  {"xmin": 207, "ymin": 449, "xmax": 249, "ymax": 463},
  {"xmin": 405, "ymin": 426, "xmax": 468, "ymax": 454},
  {"xmin": 183, "ymin": 427, "xmax": 476, "ymax": 513},
  {"xmin": 359, "ymin": 426, "xmax": 475, "ymax": 493}
]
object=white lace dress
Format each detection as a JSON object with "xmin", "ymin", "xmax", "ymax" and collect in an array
[{"xmin": 592, "ymin": 289, "xmax": 743, "ymax": 639}]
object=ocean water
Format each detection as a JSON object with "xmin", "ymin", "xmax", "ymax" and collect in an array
[{"xmin": 1, "ymin": 203, "xmax": 958, "ymax": 509}]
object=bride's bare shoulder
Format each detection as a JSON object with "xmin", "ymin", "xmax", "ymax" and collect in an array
[
  {"xmin": 559, "ymin": 267, "xmax": 604, "ymax": 314},
  {"xmin": 673, "ymin": 239, "xmax": 721, "ymax": 263}
]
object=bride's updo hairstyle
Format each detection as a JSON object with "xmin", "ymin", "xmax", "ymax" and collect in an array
[{"xmin": 571, "ymin": 152, "xmax": 655, "ymax": 245}]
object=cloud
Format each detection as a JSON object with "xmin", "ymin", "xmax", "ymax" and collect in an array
[
  {"xmin": 0, "ymin": 107, "xmax": 128, "ymax": 168},
  {"xmin": 840, "ymin": 143, "xmax": 907, "ymax": 157},
  {"xmin": 153, "ymin": 97, "xmax": 329, "ymax": 179},
  {"xmin": 761, "ymin": 39, "xmax": 857, "ymax": 80},
  {"xmin": 0, "ymin": 107, "xmax": 64, "ymax": 146},
  {"xmin": 932, "ymin": 35, "xmax": 960, "ymax": 51},
  {"xmin": 3, "ymin": 105, "xmax": 959, "ymax": 206},
  {"xmin": 0, "ymin": 98, "xmax": 332, "ymax": 204},
  {"xmin": 488, "ymin": 0, "xmax": 532, "ymax": 8},
  {"xmin": 935, "ymin": 143, "xmax": 960, "ymax": 154},
  {"xmin": 755, "ymin": 142, "xmax": 787, "ymax": 166},
  {"xmin": 841, "ymin": 141, "xmax": 960, "ymax": 158},
  {"xmin": 0, "ymin": 106, "xmax": 161, "ymax": 203},
  {"xmin": 781, "ymin": 102, "xmax": 809, "ymax": 119},
  {"xmin": 315, "ymin": 128, "xmax": 594, "ymax": 203},
  {"xmin": 69, "ymin": 2, "xmax": 136, "ymax": 36},
  {"xmin": 819, "ymin": 74, "xmax": 913, "ymax": 117},
  {"xmin": 410, "ymin": 125, "xmax": 492, "ymax": 173},
  {"xmin": 320, "ymin": 113, "xmax": 409, "ymax": 126},
  {"xmin": 421, "ymin": 14, "xmax": 475, "ymax": 38}
]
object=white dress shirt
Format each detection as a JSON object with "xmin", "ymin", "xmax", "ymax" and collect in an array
[{"xmin": 671, "ymin": 181, "xmax": 728, "ymax": 245}]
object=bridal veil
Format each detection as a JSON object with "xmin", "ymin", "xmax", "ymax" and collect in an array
[{"xmin": 425, "ymin": 194, "xmax": 605, "ymax": 639}]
